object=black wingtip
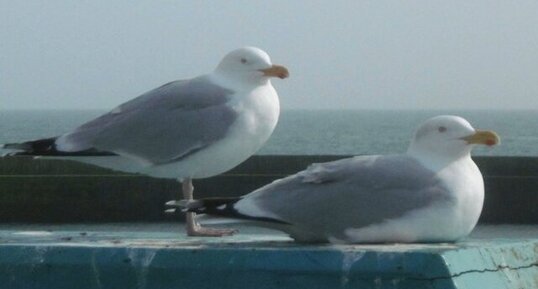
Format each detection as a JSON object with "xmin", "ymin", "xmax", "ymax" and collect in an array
[
  {"xmin": 188, "ymin": 197, "xmax": 290, "ymax": 225},
  {"xmin": 2, "ymin": 142, "xmax": 29, "ymax": 150},
  {"xmin": 1, "ymin": 137, "xmax": 57, "ymax": 155},
  {"xmin": 187, "ymin": 197, "xmax": 240, "ymax": 214},
  {"xmin": 2, "ymin": 137, "xmax": 116, "ymax": 157}
]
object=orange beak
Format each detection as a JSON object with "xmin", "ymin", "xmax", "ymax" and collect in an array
[{"xmin": 259, "ymin": 65, "xmax": 289, "ymax": 79}]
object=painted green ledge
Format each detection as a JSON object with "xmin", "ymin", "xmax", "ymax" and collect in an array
[{"xmin": 0, "ymin": 224, "xmax": 536, "ymax": 289}]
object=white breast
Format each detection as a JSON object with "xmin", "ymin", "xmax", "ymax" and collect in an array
[{"xmin": 436, "ymin": 158, "xmax": 485, "ymax": 237}]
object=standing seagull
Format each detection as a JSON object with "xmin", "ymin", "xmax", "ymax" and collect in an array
[
  {"xmin": 3, "ymin": 46, "xmax": 289, "ymax": 237},
  {"xmin": 181, "ymin": 116, "xmax": 500, "ymax": 243}
]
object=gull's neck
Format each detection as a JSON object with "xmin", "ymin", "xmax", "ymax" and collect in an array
[
  {"xmin": 210, "ymin": 70, "xmax": 270, "ymax": 90},
  {"xmin": 406, "ymin": 147, "xmax": 472, "ymax": 173}
]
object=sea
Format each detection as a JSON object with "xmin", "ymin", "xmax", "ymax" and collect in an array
[{"xmin": 1, "ymin": 109, "xmax": 537, "ymax": 156}]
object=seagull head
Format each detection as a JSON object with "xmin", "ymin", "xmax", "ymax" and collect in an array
[
  {"xmin": 214, "ymin": 47, "xmax": 289, "ymax": 85},
  {"xmin": 407, "ymin": 115, "xmax": 500, "ymax": 163}
]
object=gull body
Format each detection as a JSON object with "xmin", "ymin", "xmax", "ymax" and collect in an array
[
  {"xmin": 184, "ymin": 116, "xmax": 500, "ymax": 243},
  {"xmin": 66, "ymin": 72, "xmax": 281, "ymax": 180},
  {"xmin": 3, "ymin": 46, "xmax": 289, "ymax": 237}
]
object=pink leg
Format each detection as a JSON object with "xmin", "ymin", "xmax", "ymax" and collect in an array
[{"xmin": 182, "ymin": 178, "xmax": 237, "ymax": 237}]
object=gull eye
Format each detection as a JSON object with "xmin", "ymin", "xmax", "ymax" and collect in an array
[
  {"xmin": 438, "ymin": 126, "xmax": 447, "ymax": 133},
  {"xmin": 240, "ymin": 58, "xmax": 247, "ymax": 64}
]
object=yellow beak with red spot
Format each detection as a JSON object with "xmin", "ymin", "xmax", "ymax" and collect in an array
[
  {"xmin": 259, "ymin": 65, "xmax": 289, "ymax": 79},
  {"xmin": 461, "ymin": 130, "xmax": 500, "ymax": 146}
]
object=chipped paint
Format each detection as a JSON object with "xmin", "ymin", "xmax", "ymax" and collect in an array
[
  {"xmin": 127, "ymin": 248, "xmax": 157, "ymax": 289},
  {"xmin": 340, "ymin": 250, "xmax": 365, "ymax": 287},
  {"xmin": 90, "ymin": 251, "xmax": 103, "ymax": 289}
]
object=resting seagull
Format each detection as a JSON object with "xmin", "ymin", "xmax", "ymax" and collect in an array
[
  {"xmin": 3, "ymin": 46, "xmax": 289, "ymax": 237},
  {"xmin": 181, "ymin": 116, "xmax": 500, "ymax": 243}
]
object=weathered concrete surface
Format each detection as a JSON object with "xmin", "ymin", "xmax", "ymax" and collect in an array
[
  {"xmin": 0, "ymin": 156, "xmax": 537, "ymax": 223},
  {"xmin": 0, "ymin": 224, "xmax": 536, "ymax": 289}
]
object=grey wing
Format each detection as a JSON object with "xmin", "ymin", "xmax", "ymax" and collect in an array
[
  {"xmin": 56, "ymin": 76, "xmax": 237, "ymax": 164},
  {"xmin": 238, "ymin": 155, "xmax": 452, "ymax": 237}
]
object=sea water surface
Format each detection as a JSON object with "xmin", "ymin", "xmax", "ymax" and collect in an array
[{"xmin": 1, "ymin": 109, "xmax": 537, "ymax": 156}]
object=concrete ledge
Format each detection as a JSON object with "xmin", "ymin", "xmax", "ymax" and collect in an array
[{"xmin": 0, "ymin": 224, "xmax": 536, "ymax": 289}]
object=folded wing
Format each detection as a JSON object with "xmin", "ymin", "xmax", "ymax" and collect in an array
[
  {"xmin": 235, "ymin": 155, "xmax": 453, "ymax": 238},
  {"xmin": 55, "ymin": 76, "xmax": 237, "ymax": 164}
]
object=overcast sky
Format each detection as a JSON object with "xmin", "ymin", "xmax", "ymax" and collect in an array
[{"xmin": 2, "ymin": 1, "xmax": 538, "ymax": 110}]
